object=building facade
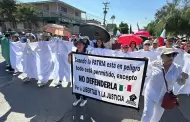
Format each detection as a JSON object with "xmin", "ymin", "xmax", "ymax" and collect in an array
[
  {"xmin": 26, "ymin": 0, "xmax": 86, "ymax": 33},
  {"xmin": 0, "ymin": 0, "xmax": 86, "ymax": 34}
]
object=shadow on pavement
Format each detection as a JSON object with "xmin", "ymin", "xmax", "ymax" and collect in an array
[
  {"xmin": 0, "ymin": 59, "xmax": 74, "ymax": 122},
  {"xmin": 0, "ymin": 78, "xmax": 75, "ymax": 122},
  {"xmin": 0, "ymin": 61, "xmax": 14, "ymax": 86},
  {"xmin": 58, "ymin": 96, "xmax": 144, "ymax": 122}
]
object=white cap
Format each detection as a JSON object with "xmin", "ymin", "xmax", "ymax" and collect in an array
[
  {"xmin": 144, "ymin": 40, "xmax": 150, "ymax": 45},
  {"xmin": 161, "ymin": 48, "xmax": 178, "ymax": 55},
  {"xmin": 153, "ymin": 39, "xmax": 158, "ymax": 44}
]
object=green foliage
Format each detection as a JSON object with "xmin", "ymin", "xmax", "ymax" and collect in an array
[
  {"xmin": 119, "ymin": 22, "xmax": 129, "ymax": 34},
  {"xmin": 0, "ymin": 0, "xmax": 17, "ymax": 16},
  {"xmin": 145, "ymin": 0, "xmax": 190, "ymax": 38},
  {"xmin": 16, "ymin": 4, "xmax": 39, "ymax": 26},
  {"xmin": 0, "ymin": 0, "xmax": 17, "ymax": 28},
  {"xmin": 0, "ymin": 0, "xmax": 40, "ymax": 29},
  {"xmin": 145, "ymin": 21, "xmax": 156, "ymax": 36}
]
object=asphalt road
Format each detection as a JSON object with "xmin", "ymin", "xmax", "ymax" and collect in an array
[{"xmin": 0, "ymin": 45, "xmax": 189, "ymax": 122}]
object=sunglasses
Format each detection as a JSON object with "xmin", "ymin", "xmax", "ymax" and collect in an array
[
  {"xmin": 144, "ymin": 44, "xmax": 150, "ymax": 46},
  {"xmin": 165, "ymin": 53, "xmax": 177, "ymax": 57}
]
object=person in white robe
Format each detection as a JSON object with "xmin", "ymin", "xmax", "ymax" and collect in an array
[
  {"xmin": 139, "ymin": 40, "xmax": 151, "ymax": 52},
  {"xmin": 141, "ymin": 48, "xmax": 189, "ymax": 122},
  {"xmin": 120, "ymin": 44, "xmax": 129, "ymax": 53},
  {"xmin": 157, "ymin": 37, "xmax": 177, "ymax": 52},
  {"xmin": 151, "ymin": 39, "xmax": 158, "ymax": 51},
  {"xmin": 128, "ymin": 41, "xmax": 138, "ymax": 52}
]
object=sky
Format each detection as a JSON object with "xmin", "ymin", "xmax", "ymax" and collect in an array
[{"xmin": 21, "ymin": 0, "xmax": 168, "ymax": 32}]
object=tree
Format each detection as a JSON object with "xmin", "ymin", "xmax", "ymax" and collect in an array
[
  {"xmin": 145, "ymin": 20, "xmax": 165, "ymax": 36},
  {"xmin": 119, "ymin": 22, "xmax": 129, "ymax": 34},
  {"xmin": 183, "ymin": 7, "xmax": 190, "ymax": 37},
  {"xmin": 16, "ymin": 4, "xmax": 40, "ymax": 29},
  {"xmin": 165, "ymin": 5, "xmax": 190, "ymax": 36},
  {"xmin": 145, "ymin": 0, "xmax": 190, "ymax": 39},
  {"xmin": 145, "ymin": 21, "xmax": 156, "ymax": 36},
  {"xmin": 0, "ymin": 0, "xmax": 17, "ymax": 29}
]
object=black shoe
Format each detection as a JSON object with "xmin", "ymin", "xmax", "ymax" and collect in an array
[
  {"xmin": 13, "ymin": 72, "xmax": 19, "ymax": 76},
  {"xmin": 6, "ymin": 66, "xmax": 11, "ymax": 71},
  {"xmin": 8, "ymin": 67, "xmax": 14, "ymax": 73}
]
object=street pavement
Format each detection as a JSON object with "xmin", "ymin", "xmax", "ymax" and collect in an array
[{"xmin": 0, "ymin": 45, "xmax": 189, "ymax": 122}]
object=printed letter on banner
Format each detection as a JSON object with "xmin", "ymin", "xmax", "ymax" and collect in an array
[{"xmin": 71, "ymin": 53, "xmax": 148, "ymax": 109}]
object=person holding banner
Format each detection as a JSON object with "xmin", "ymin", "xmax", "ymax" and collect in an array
[
  {"xmin": 41, "ymin": 32, "xmax": 51, "ymax": 41},
  {"xmin": 157, "ymin": 37, "xmax": 176, "ymax": 52},
  {"xmin": 26, "ymin": 33, "xmax": 37, "ymax": 42},
  {"xmin": 68, "ymin": 38, "xmax": 88, "ymax": 107},
  {"xmin": 104, "ymin": 35, "xmax": 116, "ymax": 49},
  {"xmin": 53, "ymin": 36, "xmax": 90, "ymax": 87},
  {"xmin": 120, "ymin": 44, "xmax": 129, "ymax": 53},
  {"xmin": 12, "ymin": 33, "xmax": 20, "ymax": 42},
  {"xmin": 94, "ymin": 39, "xmax": 105, "ymax": 48},
  {"xmin": 151, "ymin": 39, "xmax": 159, "ymax": 51},
  {"xmin": 128, "ymin": 41, "xmax": 138, "ymax": 52},
  {"xmin": 139, "ymin": 40, "xmax": 151, "ymax": 52},
  {"xmin": 141, "ymin": 48, "xmax": 189, "ymax": 122}
]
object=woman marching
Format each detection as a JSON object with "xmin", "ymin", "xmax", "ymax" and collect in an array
[
  {"xmin": 93, "ymin": 39, "xmax": 105, "ymax": 49},
  {"xmin": 128, "ymin": 41, "xmax": 138, "ymax": 52},
  {"xmin": 68, "ymin": 38, "xmax": 89, "ymax": 107},
  {"xmin": 141, "ymin": 48, "xmax": 189, "ymax": 122}
]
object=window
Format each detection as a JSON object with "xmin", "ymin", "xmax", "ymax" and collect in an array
[
  {"xmin": 75, "ymin": 12, "xmax": 79, "ymax": 16},
  {"xmin": 61, "ymin": 6, "xmax": 67, "ymax": 13}
]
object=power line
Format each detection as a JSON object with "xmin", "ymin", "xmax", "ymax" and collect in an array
[{"xmin": 103, "ymin": 2, "xmax": 110, "ymax": 27}]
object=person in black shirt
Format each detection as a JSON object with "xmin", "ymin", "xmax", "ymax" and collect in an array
[{"xmin": 68, "ymin": 38, "xmax": 88, "ymax": 107}]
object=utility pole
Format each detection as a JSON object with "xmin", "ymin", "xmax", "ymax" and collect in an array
[{"xmin": 103, "ymin": 2, "xmax": 110, "ymax": 27}]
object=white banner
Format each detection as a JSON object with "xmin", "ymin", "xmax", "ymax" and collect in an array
[
  {"xmin": 10, "ymin": 41, "xmax": 26, "ymax": 72},
  {"xmin": 72, "ymin": 53, "xmax": 148, "ymax": 109},
  {"xmin": 9, "ymin": 41, "xmax": 190, "ymax": 95}
]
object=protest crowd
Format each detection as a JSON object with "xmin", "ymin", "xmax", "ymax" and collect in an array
[{"xmin": 1, "ymin": 24, "xmax": 190, "ymax": 122}]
